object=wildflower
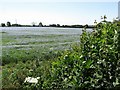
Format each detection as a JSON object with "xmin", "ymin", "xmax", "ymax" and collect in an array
[
  {"xmin": 64, "ymin": 55, "xmax": 68, "ymax": 60},
  {"xmin": 24, "ymin": 77, "xmax": 40, "ymax": 84}
]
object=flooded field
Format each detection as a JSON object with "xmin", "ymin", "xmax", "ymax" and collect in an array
[
  {"xmin": 1, "ymin": 27, "xmax": 92, "ymax": 64},
  {"xmin": 1, "ymin": 27, "xmax": 92, "ymax": 49}
]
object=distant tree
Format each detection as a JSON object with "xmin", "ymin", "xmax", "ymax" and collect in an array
[
  {"xmin": 11, "ymin": 24, "xmax": 21, "ymax": 27},
  {"xmin": 94, "ymin": 20, "xmax": 97, "ymax": 25},
  {"xmin": 49, "ymin": 24, "xmax": 57, "ymax": 27},
  {"xmin": 1, "ymin": 23, "xmax": 6, "ymax": 27},
  {"xmin": 103, "ymin": 15, "xmax": 107, "ymax": 21},
  {"xmin": 71, "ymin": 25, "xmax": 83, "ymax": 28},
  {"xmin": 6, "ymin": 21, "xmax": 11, "ymax": 27},
  {"xmin": 84, "ymin": 24, "xmax": 88, "ymax": 28},
  {"xmin": 39, "ymin": 22, "xmax": 43, "ymax": 27},
  {"xmin": 56, "ymin": 24, "xmax": 60, "ymax": 27},
  {"xmin": 101, "ymin": 15, "xmax": 107, "ymax": 22},
  {"xmin": 32, "ymin": 22, "xmax": 36, "ymax": 27}
]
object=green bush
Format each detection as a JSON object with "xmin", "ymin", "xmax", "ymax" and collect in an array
[{"xmin": 50, "ymin": 21, "xmax": 120, "ymax": 89}]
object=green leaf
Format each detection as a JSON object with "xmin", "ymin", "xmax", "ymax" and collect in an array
[{"xmin": 84, "ymin": 60, "xmax": 93, "ymax": 69}]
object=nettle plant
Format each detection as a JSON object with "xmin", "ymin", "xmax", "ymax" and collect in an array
[{"xmin": 50, "ymin": 17, "xmax": 120, "ymax": 89}]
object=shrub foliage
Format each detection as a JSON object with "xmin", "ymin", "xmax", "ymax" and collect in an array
[{"xmin": 50, "ymin": 21, "xmax": 120, "ymax": 89}]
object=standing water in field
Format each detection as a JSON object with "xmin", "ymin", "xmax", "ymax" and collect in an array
[
  {"xmin": 1, "ymin": 27, "xmax": 92, "ymax": 65},
  {"xmin": 1, "ymin": 27, "xmax": 92, "ymax": 50}
]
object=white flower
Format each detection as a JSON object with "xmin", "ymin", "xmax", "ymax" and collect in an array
[
  {"xmin": 24, "ymin": 77, "xmax": 40, "ymax": 84},
  {"xmin": 64, "ymin": 55, "xmax": 68, "ymax": 59}
]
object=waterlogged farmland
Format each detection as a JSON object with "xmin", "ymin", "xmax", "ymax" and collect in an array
[
  {"xmin": 1, "ymin": 21, "xmax": 120, "ymax": 89},
  {"xmin": 1, "ymin": 27, "xmax": 91, "ymax": 64}
]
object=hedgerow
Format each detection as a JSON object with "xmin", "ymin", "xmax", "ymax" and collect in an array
[{"xmin": 49, "ymin": 20, "xmax": 120, "ymax": 89}]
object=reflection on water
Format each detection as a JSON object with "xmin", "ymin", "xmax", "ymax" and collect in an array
[{"xmin": 0, "ymin": 27, "xmax": 92, "ymax": 35}]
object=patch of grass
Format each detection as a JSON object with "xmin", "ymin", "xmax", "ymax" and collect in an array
[
  {"xmin": 2, "ymin": 35, "xmax": 17, "ymax": 45},
  {"xmin": 2, "ymin": 49, "xmax": 61, "ymax": 89},
  {"xmin": 2, "ymin": 46, "xmax": 62, "ymax": 65}
]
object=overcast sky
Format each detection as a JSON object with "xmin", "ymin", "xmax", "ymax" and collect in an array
[{"xmin": 0, "ymin": 0, "xmax": 119, "ymax": 25}]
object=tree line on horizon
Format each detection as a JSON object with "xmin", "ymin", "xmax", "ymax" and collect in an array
[
  {"xmin": 1, "ymin": 17, "xmax": 120, "ymax": 28},
  {"xmin": 0, "ymin": 21, "xmax": 43, "ymax": 27},
  {"xmin": 0, "ymin": 21, "xmax": 95, "ymax": 28}
]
